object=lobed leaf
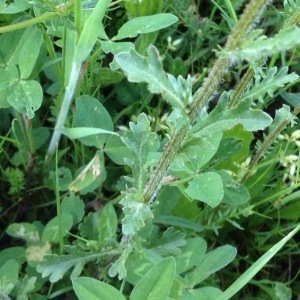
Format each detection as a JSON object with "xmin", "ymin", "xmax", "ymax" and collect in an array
[
  {"xmin": 191, "ymin": 92, "xmax": 272, "ymax": 137},
  {"xmin": 242, "ymin": 67, "xmax": 299, "ymax": 103},
  {"xmin": 115, "ymin": 46, "xmax": 189, "ymax": 115},
  {"xmin": 219, "ymin": 26, "xmax": 300, "ymax": 62},
  {"xmin": 37, "ymin": 251, "xmax": 103, "ymax": 283}
]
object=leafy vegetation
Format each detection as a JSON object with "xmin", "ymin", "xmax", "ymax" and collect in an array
[{"xmin": 1, "ymin": 0, "xmax": 300, "ymax": 299}]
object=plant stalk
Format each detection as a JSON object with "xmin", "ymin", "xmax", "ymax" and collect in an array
[{"xmin": 142, "ymin": 0, "xmax": 271, "ymax": 203}]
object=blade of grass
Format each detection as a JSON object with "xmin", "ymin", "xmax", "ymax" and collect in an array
[{"xmin": 217, "ymin": 223, "xmax": 300, "ymax": 300}]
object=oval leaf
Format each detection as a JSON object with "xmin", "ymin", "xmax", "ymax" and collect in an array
[
  {"xmin": 73, "ymin": 277, "xmax": 126, "ymax": 300},
  {"xmin": 130, "ymin": 257, "xmax": 176, "ymax": 300},
  {"xmin": 185, "ymin": 172, "xmax": 224, "ymax": 208},
  {"xmin": 113, "ymin": 13, "xmax": 178, "ymax": 41}
]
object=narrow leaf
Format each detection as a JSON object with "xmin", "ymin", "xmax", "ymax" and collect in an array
[
  {"xmin": 217, "ymin": 224, "xmax": 300, "ymax": 300},
  {"xmin": 74, "ymin": 0, "xmax": 110, "ymax": 64}
]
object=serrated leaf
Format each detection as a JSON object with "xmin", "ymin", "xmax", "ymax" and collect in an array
[
  {"xmin": 121, "ymin": 113, "xmax": 158, "ymax": 192},
  {"xmin": 130, "ymin": 257, "xmax": 176, "ymax": 300},
  {"xmin": 37, "ymin": 251, "xmax": 103, "ymax": 283},
  {"xmin": 73, "ymin": 277, "xmax": 126, "ymax": 300},
  {"xmin": 242, "ymin": 67, "xmax": 299, "ymax": 103},
  {"xmin": 112, "ymin": 13, "xmax": 178, "ymax": 40},
  {"xmin": 186, "ymin": 245, "xmax": 237, "ymax": 287},
  {"xmin": 115, "ymin": 46, "xmax": 189, "ymax": 114},
  {"xmin": 185, "ymin": 172, "xmax": 224, "ymax": 208},
  {"xmin": 191, "ymin": 92, "xmax": 272, "ymax": 137},
  {"xmin": 7, "ymin": 80, "xmax": 42, "ymax": 119},
  {"xmin": 121, "ymin": 195, "xmax": 154, "ymax": 235}
]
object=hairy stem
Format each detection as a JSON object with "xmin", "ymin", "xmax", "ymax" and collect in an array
[{"xmin": 142, "ymin": 0, "xmax": 271, "ymax": 203}]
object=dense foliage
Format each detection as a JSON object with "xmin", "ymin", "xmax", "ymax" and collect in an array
[{"xmin": 0, "ymin": 0, "xmax": 300, "ymax": 299}]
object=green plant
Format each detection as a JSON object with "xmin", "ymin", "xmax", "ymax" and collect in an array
[{"xmin": 1, "ymin": 0, "xmax": 300, "ymax": 299}]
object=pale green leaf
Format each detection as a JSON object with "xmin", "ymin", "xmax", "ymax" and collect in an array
[
  {"xmin": 242, "ymin": 67, "xmax": 299, "ymax": 103},
  {"xmin": 113, "ymin": 13, "xmax": 178, "ymax": 40},
  {"xmin": 191, "ymin": 92, "xmax": 272, "ymax": 137},
  {"xmin": 104, "ymin": 134, "xmax": 133, "ymax": 165},
  {"xmin": 37, "ymin": 251, "xmax": 104, "ymax": 283},
  {"xmin": 130, "ymin": 257, "xmax": 176, "ymax": 300},
  {"xmin": 73, "ymin": 277, "xmax": 126, "ymax": 300},
  {"xmin": 182, "ymin": 287, "xmax": 223, "ymax": 300},
  {"xmin": 6, "ymin": 223, "xmax": 40, "ymax": 243},
  {"xmin": 121, "ymin": 195, "xmax": 154, "ymax": 235},
  {"xmin": 219, "ymin": 26, "xmax": 300, "ymax": 62},
  {"xmin": 115, "ymin": 46, "xmax": 188, "ymax": 114},
  {"xmin": 121, "ymin": 113, "xmax": 159, "ymax": 192},
  {"xmin": 185, "ymin": 172, "xmax": 224, "ymax": 208},
  {"xmin": 175, "ymin": 237, "xmax": 207, "ymax": 274}
]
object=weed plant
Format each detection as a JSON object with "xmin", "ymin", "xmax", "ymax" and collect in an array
[{"xmin": 0, "ymin": 0, "xmax": 300, "ymax": 299}]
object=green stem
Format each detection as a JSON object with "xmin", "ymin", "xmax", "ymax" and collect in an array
[
  {"xmin": 242, "ymin": 105, "xmax": 300, "ymax": 183},
  {"xmin": 0, "ymin": 11, "xmax": 57, "ymax": 34}
]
